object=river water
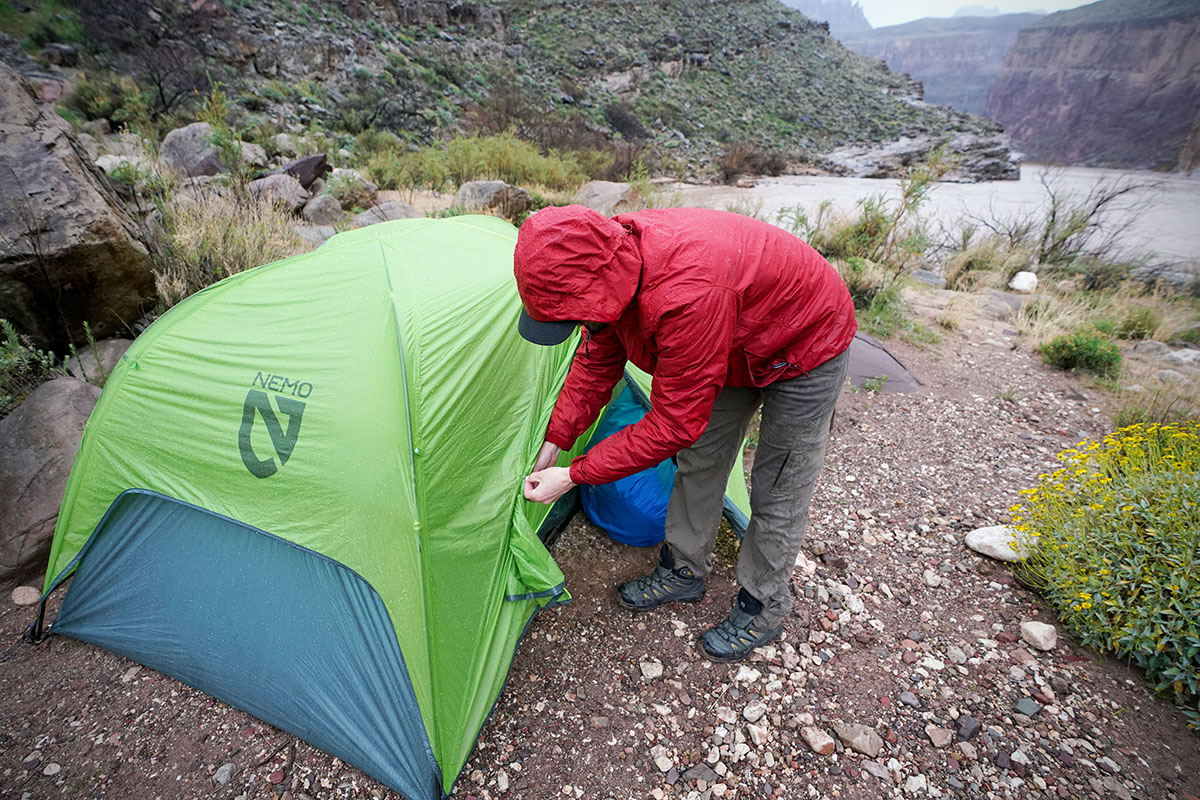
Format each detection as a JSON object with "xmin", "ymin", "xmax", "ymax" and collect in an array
[{"xmin": 665, "ymin": 166, "xmax": 1200, "ymax": 266}]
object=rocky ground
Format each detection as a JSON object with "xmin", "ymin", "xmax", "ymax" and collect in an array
[{"xmin": 1, "ymin": 296, "xmax": 1197, "ymax": 800}]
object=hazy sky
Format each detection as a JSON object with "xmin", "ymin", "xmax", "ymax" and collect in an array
[{"xmin": 859, "ymin": 0, "xmax": 1086, "ymax": 28}]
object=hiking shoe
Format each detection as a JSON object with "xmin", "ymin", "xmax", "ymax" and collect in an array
[
  {"xmin": 700, "ymin": 591, "xmax": 782, "ymax": 662},
  {"xmin": 618, "ymin": 546, "xmax": 705, "ymax": 611}
]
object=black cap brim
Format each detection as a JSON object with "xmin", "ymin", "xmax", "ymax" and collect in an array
[{"xmin": 518, "ymin": 309, "xmax": 577, "ymax": 346}]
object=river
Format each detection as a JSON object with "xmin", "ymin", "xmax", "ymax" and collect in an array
[{"xmin": 664, "ymin": 166, "xmax": 1200, "ymax": 266}]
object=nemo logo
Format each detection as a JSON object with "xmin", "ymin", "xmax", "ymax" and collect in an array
[{"xmin": 238, "ymin": 387, "xmax": 306, "ymax": 479}]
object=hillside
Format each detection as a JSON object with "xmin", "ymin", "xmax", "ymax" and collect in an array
[
  {"xmin": 775, "ymin": 0, "xmax": 873, "ymax": 39},
  {"xmin": 1, "ymin": 0, "xmax": 1009, "ymax": 180},
  {"xmin": 841, "ymin": 13, "xmax": 1043, "ymax": 115},
  {"xmin": 984, "ymin": 0, "xmax": 1200, "ymax": 169}
]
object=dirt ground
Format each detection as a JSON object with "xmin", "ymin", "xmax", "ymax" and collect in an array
[{"xmin": 1, "ymin": 291, "xmax": 1197, "ymax": 800}]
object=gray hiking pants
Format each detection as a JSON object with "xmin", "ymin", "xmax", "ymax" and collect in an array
[{"xmin": 666, "ymin": 348, "xmax": 848, "ymax": 628}]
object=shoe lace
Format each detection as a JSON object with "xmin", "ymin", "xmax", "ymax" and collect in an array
[{"xmin": 709, "ymin": 608, "xmax": 756, "ymax": 647}]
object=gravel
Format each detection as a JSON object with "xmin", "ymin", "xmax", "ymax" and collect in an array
[{"xmin": 1, "ymin": 299, "xmax": 1197, "ymax": 800}]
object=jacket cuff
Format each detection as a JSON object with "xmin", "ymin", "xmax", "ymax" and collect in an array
[
  {"xmin": 546, "ymin": 430, "xmax": 575, "ymax": 452},
  {"xmin": 567, "ymin": 456, "xmax": 589, "ymax": 486}
]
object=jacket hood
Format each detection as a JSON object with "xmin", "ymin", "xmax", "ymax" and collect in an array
[{"xmin": 514, "ymin": 204, "xmax": 642, "ymax": 325}]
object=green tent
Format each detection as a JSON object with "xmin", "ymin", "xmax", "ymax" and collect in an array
[{"xmin": 36, "ymin": 216, "xmax": 749, "ymax": 799}]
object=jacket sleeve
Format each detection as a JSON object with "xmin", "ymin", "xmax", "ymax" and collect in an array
[
  {"xmin": 569, "ymin": 288, "xmax": 736, "ymax": 485},
  {"xmin": 544, "ymin": 326, "xmax": 628, "ymax": 451}
]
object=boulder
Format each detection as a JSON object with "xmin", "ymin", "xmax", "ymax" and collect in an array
[
  {"xmin": 911, "ymin": 269, "xmax": 947, "ymax": 288},
  {"xmin": 965, "ymin": 525, "xmax": 1028, "ymax": 562},
  {"xmin": 294, "ymin": 224, "xmax": 336, "ymax": 250},
  {"xmin": 572, "ymin": 180, "xmax": 635, "ymax": 216},
  {"xmin": 272, "ymin": 133, "xmax": 299, "ymax": 158},
  {"xmin": 1008, "ymin": 271, "xmax": 1038, "ymax": 293},
  {"xmin": 247, "ymin": 173, "xmax": 310, "ymax": 214},
  {"xmin": 39, "ymin": 43, "xmax": 79, "ymax": 67},
  {"xmin": 354, "ymin": 200, "xmax": 420, "ymax": 228},
  {"xmin": 0, "ymin": 62, "xmax": 154, "ymax": 350},
  {"xmin": 284, "ymin": 154, "xmax": 331, "ymax": 190},
  {"xmin": 160, "ymin": 122, "xmax": 266, "ymax": 175},
  {"xmin": 302, "ymin": 194, "xmax": 343, "ymax": 225},
  {"xmin": 241, "ymin": 141, "xmax": 268, "ymax": 168},
  {"xmin": 160, "ymin": 122, "xmax": 217, "ymax": 176},
  {"xmin": 94, "ymin": 154, "xmax": 152, "ymax": 177},
  {"xmin": 64, "ymin": 337, "xmax": 133, "ymax": 387},
  {"xmin": 455, "ymin": 180, "xmax": 533, "ymax": 218},
  {"xmin": 0, "ymin": 378, "xmax": 101, "ymax": 590}
]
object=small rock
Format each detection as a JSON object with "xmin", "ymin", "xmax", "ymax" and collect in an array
[
  {"xmin": 925, "ymin": 725, "xmax": 953, "ymax": 748},
  {"xmin": 214, "ymin": 762, "xmax": 236, "ymax": 784},
  {"xmin": 922, "ymin": 569, "xmax": 942, "ymax": 588},
  {"xmin": 955, "ymin": 715, "xmax": 981, "ymax": 742},
  {"xmin": 862, "ymin": 760, "xmax": 891, "ymax": 781},
  {"xmin": 833, "ymin": 721, "xmax": 884, "ymax": 757},
  {"xmin": 746, "ymin": 723, "xmax": 769, "ymax": 747},
  {"xmin": 898, "ymin": 691, "xmax": 920, "ymax": 709},
  {"xmin": 640, "ymin": 659, "xmax": 664, "ymax": 680},
  {"xmin": 1010, "ymin": 749, "xmax": 1030, "ymax": 766},
  {"xmin": 1097, "ymin": 756, "xmax": 1121, "ymax": 774},
  {"xmin": 801, "ymin": 727, "xmax": 836, "ymax": 756},
  {"xmin": 742, "ymin": 699, "xmax": 768, "ymax": 723},
  {"xmin": 267, "ymin": 770, "xmax": 285, "ymax": 784},
  {"xmin": 1014, "ymin": 697, "xmax": 1041, "ymax": 717},
  {"xmin": 497, "ymin": 769, "xmax": 509, "ymax": 791},
  {"xmin": 734, "ymin": 665, "xmax": 761, "ymax": 683},
  {"xmin": 655, "ymin": 755, "xmax": 674, "ymax": 773},
  {"xmin": 42, "ymin": 762, "xmax": 61, "ymax": 777},
  {"xmin": 965, "ymin": 525, "xmax": 1028, "ymax": 562},
  {"xmin": 958, "ymin": 741, "xmax": 978, "ymax": 760},
  {"xmin": 1019, "ymin": 620, "xmax": 1056, "ymax": 651},
  {"xmin": 10, "ymin": 586, "xmax": 39, "ymax": 606},
  {"xmin": 904, "ymin": 773, "xmax": 928, "ymax": 793}
]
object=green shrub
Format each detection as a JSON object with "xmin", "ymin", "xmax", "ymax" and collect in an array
[
  {"xmin": 1092, "ymin": 318, "xmax": 1116, "ymax": 336},
  {"xmin": 1010, "ymin": 422, "xmax": 1200, "ymax": 727},
  {"xmin": 1038, "ymin": 330, "xmax": 1122, "ymax": 377},
  {"xmin": 367, "ymin": 133, "xmax": 588, "ymax": 193},
  {"xmin": 1, "ymin": 319, "xmax": 61, "ymax": 418},
  {"xmin": 63, "ymin": 73, "xmax": 141, "ymax": 122},
  {"xmin": 1116, "ymin": 306, "xmax": 1161, "ymax": 340}
]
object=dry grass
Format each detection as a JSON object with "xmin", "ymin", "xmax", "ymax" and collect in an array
[
  {"xmin": 156, "ymin": 191, "xmax": 303, "ymax": 309},
  {"xmin": 942, "ymin": 235, "xmax": 1033, "ymax": 292}
]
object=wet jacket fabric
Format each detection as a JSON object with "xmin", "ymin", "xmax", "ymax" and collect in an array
[{"xmin": 514, "ymin": 205, "xmax": 857, "ymax": 486}]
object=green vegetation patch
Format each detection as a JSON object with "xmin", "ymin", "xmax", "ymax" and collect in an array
[
  {"xmin": 1010, "ymin": 423, "xmax": 1200, "ymax": 727},
  {"xmin": 1038, "ymin": 330, "xmax": 1122, "ymax": 378}
]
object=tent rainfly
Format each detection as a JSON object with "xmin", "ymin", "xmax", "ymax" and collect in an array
[{"xmin": 34, "ymin": 216, "xmax": 754, "ymax": 799}]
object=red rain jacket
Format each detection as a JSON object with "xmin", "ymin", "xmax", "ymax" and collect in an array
[{"xmin": 514, "ymin": 205, "xmax": 857, "ymax": 486}]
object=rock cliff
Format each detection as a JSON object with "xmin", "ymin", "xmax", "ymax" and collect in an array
[
  {"xmin": 842, "ymin": 14, "xmax": 1042, "ymax": 115},
  {"xmin": 984, "ymin": 0, "xmax": 1200, "ymax": 169}
]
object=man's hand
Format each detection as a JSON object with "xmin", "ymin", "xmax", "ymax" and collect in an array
[
  {"xmin": 524, "ymin": 466, "xmax": 576, "ymax": 505},
  {"xmin": 533, "ymin": 440, "xmax": 561, "ymax": 473}
]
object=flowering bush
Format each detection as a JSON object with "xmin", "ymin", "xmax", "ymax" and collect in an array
[{"xmin": 1009, "ymin": 422, "xmax": 1200, "ymax": 727}]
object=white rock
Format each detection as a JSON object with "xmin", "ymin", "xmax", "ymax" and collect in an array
[
  {"xmin": 1008, "ymin": 271, "xmax": 1038, "ymax": 293},
  {"xmin": 716, "ymin": 706, "xmax": 738, "ymax": 724},
  {"xmin": 904, "ymin": 773, "xmax": 928, "ymax": 793},
  {"xmin": 747, "ymin": 723, "xmax": 769, "ymax": 747},
  {"xmin": 1011, "ymin": 750, "xmax": 1030, "ymax": 765},
  {"xmin": 1020, "ymin": 621, "xmax": 1057, "ymax": 651},
  {"xmin": 1165, "ymin": 349, "xmax": 1200, "ymax": 366},
  {"xmin": 965, "ymin": 525, "xmax": 1029, "ymax": 562},
  {"xmin": 1156, "ymin": 369, "xmax": 1188, "ymax": 383},
  {"xmin": 922, "ymin": 569, "xmax": 942, "ymax": 588},
  {"xmin": 734, "ymin": 665, "xmax": 762, "ymax": 683},
  {"xmin": 42, "ymin": 762, "xmax": 61, "ymax": 777},
  {"xmin": 654, "ymin": 755, "xmax": 673, "ymax": 773},
  {"xmin": 496, "ymin": 770, "xmax": 509, "ymax": 791},
  {"xmin": 640, "ymin": 659, "xmax": 664, "ymax": 680},
  {"xmin": 214, "ymin": 762, "xmax": 236, "ymax": 784},
  {"xmin": 10, "ymin": 586, "xmax": 40, "ymax": 606},
  {"xmin": 742, "ymin": 699, "xmax": 768, "ymax": 723}
]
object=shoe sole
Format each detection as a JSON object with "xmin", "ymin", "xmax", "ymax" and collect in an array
[
  {"xmin": 617, "ymin": 588, "xmax": 706, "ymax": 612},
  {"xmin": 701, "ymin": 627, "xmax": 783, "ymax": 663}
]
